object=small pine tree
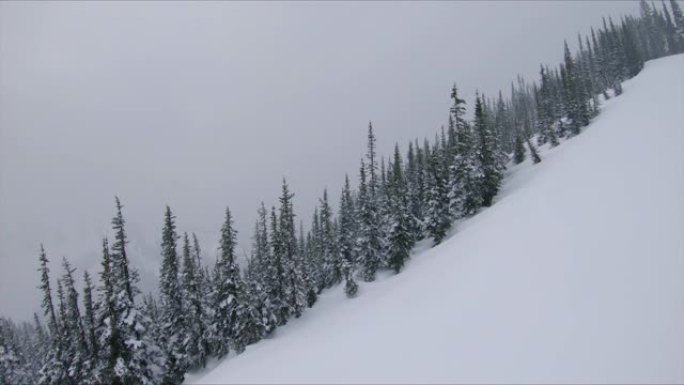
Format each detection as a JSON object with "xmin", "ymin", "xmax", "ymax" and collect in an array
[
  {"xmin": 513, "ymin": 132, "xmax": 526, "ymax": 164},
  {"xmin": 526, "ymin": 138, "xmax": 542, "ymax": 164}
]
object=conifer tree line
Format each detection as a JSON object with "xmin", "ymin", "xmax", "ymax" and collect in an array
[{"xmin": 2, "ymin": 2, "xmax": 682, "ymax": 383}]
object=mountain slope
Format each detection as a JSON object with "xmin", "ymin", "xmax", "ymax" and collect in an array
[{"xmin": 187, "ymin": 54, "xmax": 684, "ymax": 384}]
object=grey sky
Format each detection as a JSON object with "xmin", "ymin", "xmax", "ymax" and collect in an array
[{"xmin": 0, "ymin": 1, "xmax": 638, "ymax": 321}]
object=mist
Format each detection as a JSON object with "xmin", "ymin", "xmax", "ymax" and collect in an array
[{"xmin": 0, "ymin": 1, "xmax": 638, "ymax": 321}]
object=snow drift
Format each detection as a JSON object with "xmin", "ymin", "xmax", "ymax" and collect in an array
[{"xmin": 187, "ymin": 54, "xmax": 684, "ymax": 384}]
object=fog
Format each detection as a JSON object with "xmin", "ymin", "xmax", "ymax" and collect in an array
[{"xmin": 0, "ymin": 1, "xmax": 637, "ymax": 321}]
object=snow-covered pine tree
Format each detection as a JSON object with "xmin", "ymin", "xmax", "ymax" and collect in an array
[
  {"xmin": 356, "ymin": 123, "xmax": 383, "ymax": 281},
  {"xmin": 319, "ymin": 189, "xmax": 340, "ymax": 288},
  {"xmin": 108, "ymin": 198, "xmax": 159, "ymax": 385},
  {"xmin": 180, "ymin": 232, "xmax": 208, "ymax": 370},
  {"xmin": 474, "ymin": 93, "xmax": 505, "ymax": 207},
  {"xmin": 526, "ymin": 137, "xmax": 542, "ymax": 164},
  {"xmin": 81, "ymin": 270, "xmax": 99, "ymax": 384},
  {"xmin": 24, "ymin": 313, "xmax": 48, "ymax": 382},
  {"xmin": 405, "ymin": 142, "xmax": 424, "ymax": 242},
  {"xmin": 276, "ymin": 180, "xmax": 308, "ymax": 319},
  {"xmin": 158, "ymin": 206, "xmax": 186, "ymax": 385},
  {"xmin": 59, "ymin": 258, "xmax": 89, "ymax": 384},
  {"xmin": 211, "ymin": 206, "xmax": 249, "ymax": 357},
  {"xmin": 36, "ymin": 245, "xmax": 68, "ymax": 385},
  {"xmin": 0, "ymin": 317, "xmax": 30, "ymax": 385},
  {"xmin": 338, "ymin": 174, "xmax": 359, "ymax": 297},
  {"xmin": 93, "ymin": 238, "xmax": 122, "ymax": 385},
  {"xmin": 250, "ymin": 203, "xmax": 279, "ymax": 334},
  {"xmin": 298, "ymin": 222, "xmax": 318, "ymax": 307},
  {"xmin": 513, "ymin": 130, "xmax": 527, "ymax": 164},
  {"xmin": 448, "ymin": 85, "xmax": 483, "ymax": 219},
  {"xmin": 536, "ymin": 66, "xmax": 560, "ymax": 147},
  {"xmin": 356, "ymin": 159, "xmax": 380, "ymax": 281},
  {"xmin": 266, "ymin": 205, "xmax": 290, "ymax": 327},
  {"xmin": 387, "ymin": 144, "xmax": 412, "ymax": 272},
  {"xmin": 308, "ymin": 207, "xmax": 324, "ymax": 293},
  {"xmin": 424, "ymin": 137, "xmax": 451, "ymax": 245},
  {"xmin": 377, "ymin": 157, "xmax": 392, "ymax": 269}
]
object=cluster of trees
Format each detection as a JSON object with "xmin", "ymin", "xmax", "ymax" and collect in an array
[{"xmin": 2, "ymin": 2, "xmax": 682, "ymax": 384}]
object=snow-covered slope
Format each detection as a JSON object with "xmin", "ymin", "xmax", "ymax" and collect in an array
[{"xmin": 187, "ymin": 55, "xmax": 684, "ymax": 384}]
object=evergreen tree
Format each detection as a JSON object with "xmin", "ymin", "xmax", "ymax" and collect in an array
[
  {"xmin": 1, "ymin": 317, "xmax": 30, "ymax": 385},
  {"xmin": 536, "ymin": 66, "xmax": 560, "ymax": 147},
  {"xmin": 386, "ymin": 144, "xmax": 412, "ymax": 272},
  {"xmin": 319, "ymin": 189, "xmax": 340, "ymax": 288},
  {"xmin": 180, "ymin": 233, "xmax": 208, "ymax": 370},
  {"xmin": 338, "ymin": 175, "xmax": 359, "ymax": 297},
  {"xmin": 474, "ymin": 94, "xmax": 505, "ymax": 207},
  {"xmin": 405, "ymin": 142, "xmax": 423, "ymax": 242},
  {"xmin": 81, "ymin": 271, "xmax": 98, "ymax": 379},
  {"xmin": 513, "ymin": 131, "xmax": 526, "ymax": 164},
  {"xmin": 424, "ymin": 140, "xmax": 451, "ymax": 245},
  {"xmin": 267, "ymin": 205, "xmax": 289, "ymax": 326},
  {"xmin": 158, "ymin": 206, "xmax": 186, "ymax": 385},
  {"xmin": 356, "ymin": 159, "xmax": 381, "ymax": 282},
  {"xmin": 357, "ymin": 123, "xmax": 383, "ymax": 282},
  {"xmin": 298, "ymin": 222, "xmax": 318, "ymax": 307},
  {"xmin": 107, "ymin": 198, "xmax": 159, "ymax": 385},
  {"xmin": 37, "ymin": 245, "xmax": 59, "ymax": 342},
  {"xmin": 93, "ymin": 238, "xmax": 122, "ymax": 385},
  {"xmin": 36, "ymin": 245, "xmax": 67, "ymax": 385},
  {"xmin": 59, "ymin": 258, "xmax": 89, "ymax": 384},
  {"xmin": 212, "ymin": 207, "xmax": 248, "ymax": 357},
  {"xmin": 526, "ymin": 137, "xmax": 542, "ymax": 164},
  {"xmin": 250, "ymin": 203, "xmax": 279, "ymax": 334},
  {"xmin": 276, "ymin": 180, "xmax": 307, "ymax": 319},
  {"xmin": 563, "ymin": 41, "xmax": 591, "ymax": 133},
  {"xmin": 448, "ymin": 85, "xmax": 483, "ymax": 219}
]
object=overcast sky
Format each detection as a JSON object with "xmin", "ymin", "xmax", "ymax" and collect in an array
[{"xmin": 0, "ymin": 1, "xmax": 639, "ymax": 321}]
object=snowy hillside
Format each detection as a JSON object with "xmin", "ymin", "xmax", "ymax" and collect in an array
[{"xmin": 187, "ymin": 55, "xmax": 684, "ymax": 384}]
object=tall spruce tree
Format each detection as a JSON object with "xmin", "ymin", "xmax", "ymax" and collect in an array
[
  {"xmin": 60, "ymin": 258, "xmax": 89, "ymax": 385},
  {"xmin": 37, "ymin": 245, "xmax": 67, "ymax": 385},
  {"xmin": 158, "ymin": 206, "xmax": 186, "ymax": 385},
  {"xmin": 448, "ymin": 85, "xmax": 483, "ymax": 219},
  {"xmin": 108, "ymin": 199, "xmax": 159, "ymax": 385},
  {"xmin": 276, "ymin": 180, "xmax": 307, "ymax": 319},
  {"xmin": 387, "ymin": 144, "xmax": 412, "ymax": 272},
  {"xmin": 474, "ymin": 94, "xmax": 505, "ymax": 207},
  {"xmin": 338, "ymin": 174, "xmax": 359, "ymax": 297},
  {"xmin": 94, "ymin": 238, "xmax": 121, "ymax": 385},
  {"xmin": 424, "ymin": 139, "xmax": 451, "ymax": 245},
  {"xmin": 180, "ymin": 233, "xmax": 208, "ymax": 370},
  {"xmin": 81, "ymin": 270, "xmax": 98, "ymax": 380},
  {"xmin": 319, "ymin": 189, "xmax": 340, "ymax": 288},
  {"xmin": 212, "ymin": 206, "xmax": 249, "ymax": 357},
  {"xmin": 356, "ymin": 124, "xmax": 383, "ymax": 281}
]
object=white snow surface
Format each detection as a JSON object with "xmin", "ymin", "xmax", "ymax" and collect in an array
[{"xmin": 187, "ymin": 55, "xmax": 684, "ymax": 384}]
